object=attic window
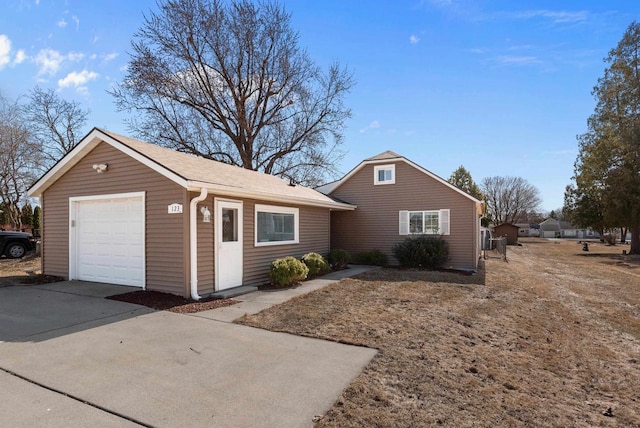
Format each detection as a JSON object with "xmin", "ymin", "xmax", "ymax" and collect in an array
[{"xmin": 374, "ymin": 164, "xmax": 395, "ymax": 185}]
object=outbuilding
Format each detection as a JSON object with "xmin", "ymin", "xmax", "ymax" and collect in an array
[
  {"xmin": 493, "ymin": 223, "xmax": 519, "ymax": 245},
  {"xmin": 28, "ymin": 128, "xmax": 354, "ymax": 298}
]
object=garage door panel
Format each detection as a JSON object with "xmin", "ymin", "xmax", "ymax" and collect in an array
[{"xmin": 74, "ymin": 196, "xmax": 145, "ymax": 287}]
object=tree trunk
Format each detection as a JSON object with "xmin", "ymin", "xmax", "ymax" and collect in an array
[
  {"xmin": 629, "ymin": 226, "xmax": 640, "ymax": 254},
  {"xmin": 620, "ymin": 227, "xmax": 628, "ymax": 243}
]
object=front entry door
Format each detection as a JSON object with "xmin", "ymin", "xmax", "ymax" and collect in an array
[{"xmin": 215, "ymin": 199, "xmax": 243, "ymax": 291}]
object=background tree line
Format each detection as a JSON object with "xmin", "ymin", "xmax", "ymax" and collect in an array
[{"xmin": 0, "ymin": 88, "xmax": 87, "ymax": 230}]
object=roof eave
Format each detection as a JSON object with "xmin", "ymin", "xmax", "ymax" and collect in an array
[
  {"xmin": 27, "ymin": 128, "xmax": 189, "ymax": 198},
  {"xmin": 324, "ymin": 156, "xmax": 482, "ymax": 204},
  {"xmin": 187, "ymin": 181, "xmax": 356, "ymax": 210}
]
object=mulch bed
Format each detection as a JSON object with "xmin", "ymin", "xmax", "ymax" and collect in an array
[
  {"xmin": 106, "ymin": 290, "xmax": 237, "ymax": 314},
  {"xmin": 20, "ymin": 274, "xmax": 66, "ymax": 285}
]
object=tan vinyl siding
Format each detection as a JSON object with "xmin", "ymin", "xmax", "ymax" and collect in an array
[
  {"xmin": 42, "ymin": 142, "xmax": 188, "ymax": 294},
  {"xmin": 195, "ymin": 193, "xmax": 214, "ymax": 295},
  {"xmin": 330, "ymin": 161, "xmax": 479, "ymax": 269},
  {"xmin": 241, "ymin": 199, "xmax": 330, "ymax": 286}
]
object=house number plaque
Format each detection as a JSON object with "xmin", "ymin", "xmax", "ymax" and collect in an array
[{"xmin": 168, "ymin": 203, "xmax": 183, "ymax": 214}]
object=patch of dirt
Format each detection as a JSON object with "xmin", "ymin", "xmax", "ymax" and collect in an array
[
  {"xmin": 238, "ymin": 238, "xmax": 640, "ymax": 427},
  {"xmin": 0, "ymin": 254, "xmax": 63, "ymax": 286},
  {"xmin": 107, "ymin": 290, "xmax": 237, "ymax": 313}
]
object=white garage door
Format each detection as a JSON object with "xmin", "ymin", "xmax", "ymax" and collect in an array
[{"xmin": 73, "ymin": 195, "xmax": 145, "ymax": 287}]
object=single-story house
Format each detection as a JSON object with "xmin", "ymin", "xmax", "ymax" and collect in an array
[
  {"xmin": 515, "ymin": 223, "xmax": 540, "ymax": 237},
  {"xmin": 538, "ymin": 218, "xmax": 600, "ymax": 239},
  {"xmin": 27, "ymin": 128, "xmax": 354, "ymax": 298},
  {"xmin": 539, "ymin": 218, "xmax": 562, "ymax": 238},
  {"xmin": 316, "ymin": 151, "xmax": 483, "ymax": 270},
  {"xmin": 493, "ymin": 223, "xmax": 519, "ymax": 245}
]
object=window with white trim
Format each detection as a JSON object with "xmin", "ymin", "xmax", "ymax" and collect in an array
[
  {"xmin": 255, "ymin": 204, "xmax": 299, "ymax": 246},
  {"xmin": 374, "ymin": 164, "xmax": 395, "ymax": 185},
  {"xmin": 399, "ymin": 209, "xmax": 450, "ymax": 235}
]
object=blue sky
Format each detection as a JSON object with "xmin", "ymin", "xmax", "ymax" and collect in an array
[{"xmin": 1, "ymin": 0, "xmax": 639, "ymax": 211}]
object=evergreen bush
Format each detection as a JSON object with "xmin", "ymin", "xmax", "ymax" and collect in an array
[
  {"xmin": 352, "ymin": 249, "xmax": 388, "ymax": 266},
  {"xmin": 327, "ymin": 248, "xmax": 351, "ymax": 270},
  {"xmin": 301, "ymin": 252, "xmax": 330, "ymax": 277},
  {"xmin": 392, "ymin": 236, "xmax": 449, "ymax": 269},
  {"xmin": 269, "ymin": 256, "xmax": 309, "ymax": 287}
]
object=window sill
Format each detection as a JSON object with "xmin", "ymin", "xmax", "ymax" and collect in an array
[{"xmin": 255, "ymin": 240, "xmax": 299, "ymax": 247}]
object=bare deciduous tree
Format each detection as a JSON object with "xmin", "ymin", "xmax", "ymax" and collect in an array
[
  {"xmin": 482, "ymin": 176, "xmax": 542, "ymax": 225},
  {"xmin": 110, "ymin": 0, "xmax": 354, "ymax": 187},
  {"xmin": 24, "ymin": 87, "xmax": 89, "ymax": 170},
  {"xmin": 0, "ymin": 94, "xmax": 40, "ymax": 229}
]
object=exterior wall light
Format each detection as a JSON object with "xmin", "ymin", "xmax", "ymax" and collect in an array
[
  {"xmin": 200, "ymin": 206, "xmax": 211, "ymax": 223},
  {"xmin": 92, "ymin": 163, "xmax": 108, "ymax": 173}
]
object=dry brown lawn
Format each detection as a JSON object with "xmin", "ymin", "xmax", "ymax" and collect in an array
[
  {"xmin": 0, "ymin": 254, "xmax": 47, "ymax": 286},
  {"xmin": 238, "ymin": 238, "xmax": 640, "ymax": 427}
]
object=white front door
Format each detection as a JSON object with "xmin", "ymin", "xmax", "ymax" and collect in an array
[{"xmin": 215, "ymin": 199, "xmax": 243, "ymax": 291}]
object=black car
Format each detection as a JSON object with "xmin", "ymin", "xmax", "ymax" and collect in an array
[{"xmin": 0, "ymin": 231, "xmax": 37, "ymax": 259}]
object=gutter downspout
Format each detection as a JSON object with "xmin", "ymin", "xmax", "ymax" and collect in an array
[{"xmin": 189, "ymin": 187, "xmax": 208, "ymax": 300}]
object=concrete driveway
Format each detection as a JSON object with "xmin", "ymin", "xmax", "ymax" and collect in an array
[{"xmin": 0, "ymin": 281, "xmax": 377, "ymax": 427}]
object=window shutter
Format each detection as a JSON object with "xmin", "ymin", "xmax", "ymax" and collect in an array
[
  {"xmin": 439, "ymin": 209, "xmax": 450, "ymax": 235},
  {"xmin": 399, "ymin": 210, "xmax": 409, "ymax": 235}
]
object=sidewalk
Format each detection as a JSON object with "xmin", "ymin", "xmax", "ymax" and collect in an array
[{"xmin": 197, "ymin": 265, "xmax": 377, "ymax": 322}]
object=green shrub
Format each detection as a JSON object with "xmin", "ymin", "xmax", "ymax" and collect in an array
[
  {"xmin": 392, "ymin": 236, "xmax": 449, "ymax": 269},
  {"xmin": 269, "ymin": 256, "xmax": 309, "ymax": 287},
  {"xmin": 352, "ymin": 249, "xmax": 388, "ymax": 266},
  {"xmin": 327, "ymin": 248, "xmax": 351, "ymax": 270},
  {"xmin": 301, "ymin": 252, "xmax": 330, "ymax": 277}
]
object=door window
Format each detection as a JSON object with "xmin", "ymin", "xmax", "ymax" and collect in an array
[{"xmin": 222, "ymin": 208, "xmax": 238, "ymax": 242}]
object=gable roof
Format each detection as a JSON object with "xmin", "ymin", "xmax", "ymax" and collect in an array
[
  {"xmin": 364, "ymin": 150, "xmax": 402, "ymax": 161},
  {"xmin": 316, "ymin": 150, "xmax": 482, "ymax": 204},
  {"xmin": 28, "ymin": 128, "xmax": 355, "ymax": 210}
]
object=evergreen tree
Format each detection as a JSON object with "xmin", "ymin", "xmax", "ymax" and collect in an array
[{"xmin": 567, "ymin": 21, "xmax": 640, "ymax": 253}]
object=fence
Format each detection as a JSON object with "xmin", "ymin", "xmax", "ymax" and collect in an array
[{"xmin": 484, "ymin": 236, "xmax": 507, "ymax": 261}]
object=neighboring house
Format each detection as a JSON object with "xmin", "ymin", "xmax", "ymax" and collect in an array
[
  {"xmin": 27, "ymin": 128, "xmax": 354, "ymax": 298},
  {"xmin": 493, "ymin": 223, "xmax": 519, "ymax": 245},
  {"xmin": 539, "ymin": 218, "xmax": 562, "ymax": 238},
  {"xmin": 539, "ymin": 218, "xmax": 599, "ymax": 239},
  {"xmin": 559, "ymin": 221, "xmax": 580, "ymax": 238},
  {"xmin": 317, "ymin": 151, "xmax": 483, "ymax": 270},
  {"xmin": 515, "ymin": 223, "xmax": 540, "ymax": 237}
]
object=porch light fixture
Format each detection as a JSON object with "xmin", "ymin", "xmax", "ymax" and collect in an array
[
  {"xmin": 200, "ymin": 206, "xmax": 211, "ymax": 223},
  {"xmin": 92, "ymin": 163, "xmax": 108, "ymax": 173}
]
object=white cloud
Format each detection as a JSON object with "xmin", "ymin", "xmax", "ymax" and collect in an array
[
  {"xmin": 32, "ymin": 49, "xmax": 84, "ymax": 75},
  {"xmin": 409, "ymin": 35, "xmax": 420, "ymax": 44},
  {"xmin": 57, "ymin": 19, "xmax": 67, "ymax": 28},
  {"xmin": 72, "ymin": 15, "xmax": 80, "ymax": 31},
  {"xmin": 496, "ymin": 55, "xmax": 542, "ymax": 66},
  {"xmin": 514, "ymin": 9, "xmax": 588, "ymax": 24},
  {"xmin": 67, "ymin": 51, "xmax": 84, "ymax": 61},
  {"xmin": 359, "ymin": 120, "xmax": 381, "ymax": 133},
  {"xmin": 33, "ymin": 49, "xmax": 64, "ymax": 74},
  {"xmin": 13, "ymin": 49, "xmax": 26, "ymax": 65},
  {"xmin": 35, "ymin": 0, "xmax": 40, "ymax": 4},
  {"xmin": 0, "ymin": 35, "xmax": 11, "ymax": 69},
  {"xmin": 103, "ymin": 52, "xmax": 119, "ymax": 62},
  {"xmin": 57, "ymin": 69, "xmax": 99, "ymax": 91}
]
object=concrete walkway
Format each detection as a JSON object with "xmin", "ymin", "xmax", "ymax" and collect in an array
[
  {"xmin": 0, "ymin": 266, "xmax": 378, "ymax": 427},
  {"xmin": 200, "ymin": 265, "xmax": 377, "ymax": 322}
]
